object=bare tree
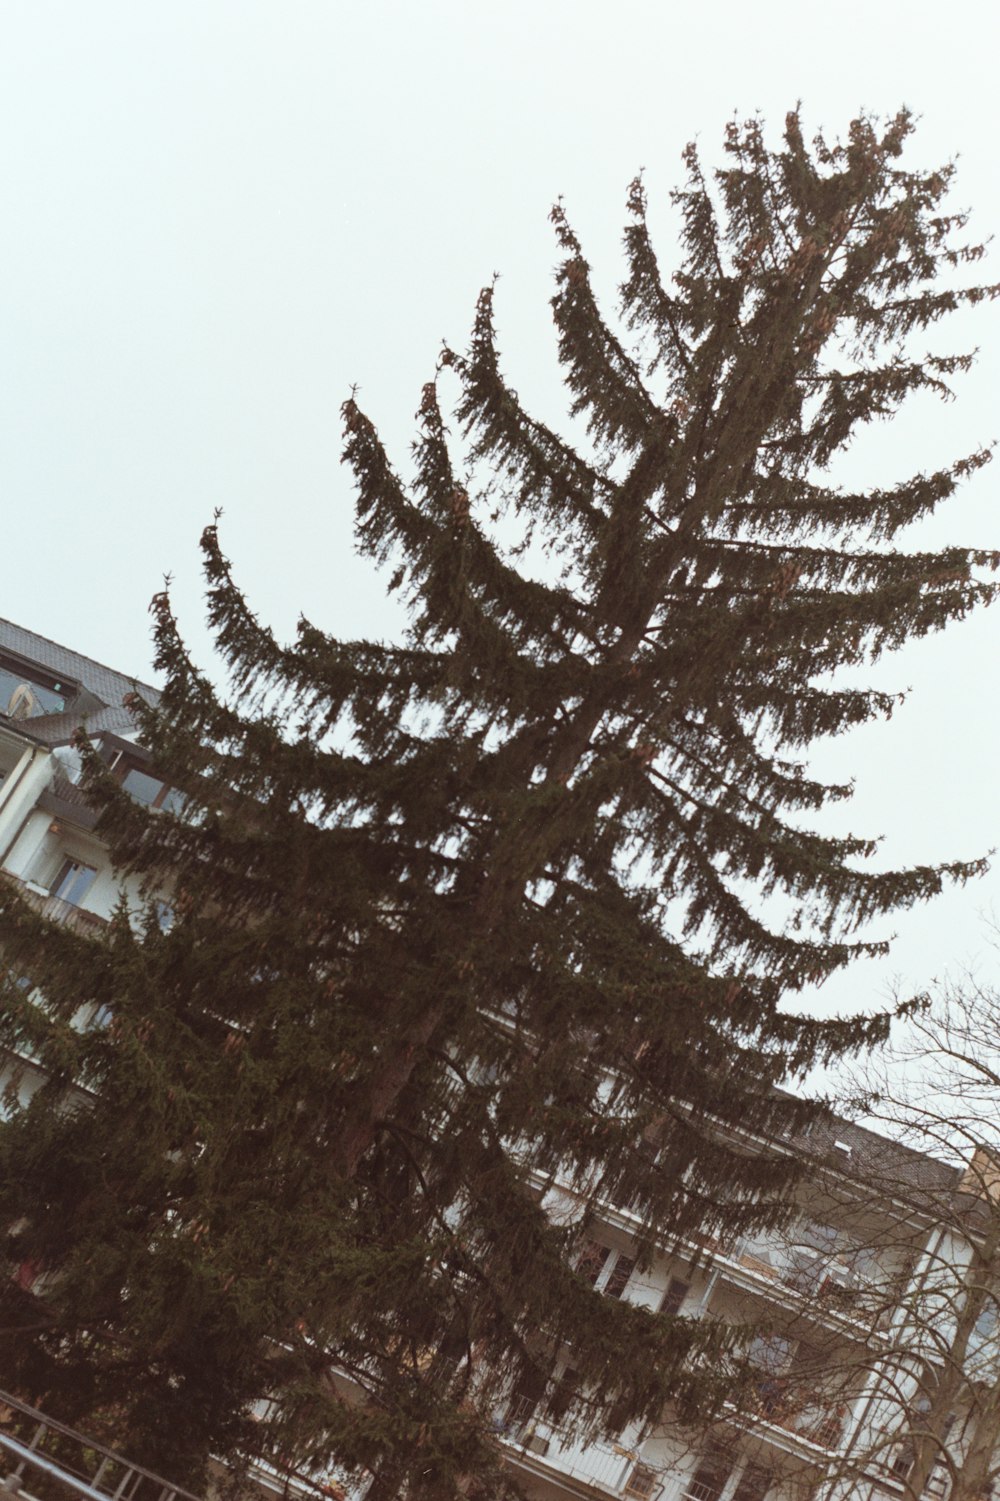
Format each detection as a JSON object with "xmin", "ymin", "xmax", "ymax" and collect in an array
[
  {"xmin": 706, "ymin": 979, "xmax": 1000, "ymax": 1501},
  {"xmin": 832, "ymin": 978, "xmax": 1000, "ymax": 1501}
]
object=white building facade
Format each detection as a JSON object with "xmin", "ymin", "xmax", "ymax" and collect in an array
[
  {"xmin": 0, "ymin": 617, "xmax": 163, "ymax": 1108},
  {"xmin": 500, "ymin": 1129, "xmax": 994, "ymax": 1501}
]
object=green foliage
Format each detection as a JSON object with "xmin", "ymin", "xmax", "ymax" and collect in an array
[{"xmin": 0, "ymin": 111, "xmax": 996, "ymax": 1497}]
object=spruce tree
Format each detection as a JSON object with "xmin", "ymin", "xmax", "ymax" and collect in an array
[{"xmin": 0, "ymin": 111, "xmax": 997, "ymax": 1498}]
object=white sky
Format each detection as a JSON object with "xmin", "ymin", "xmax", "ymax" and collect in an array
[{"xmin": 1, "ymin": 0, "xmax": 998, "ymax": 1022}]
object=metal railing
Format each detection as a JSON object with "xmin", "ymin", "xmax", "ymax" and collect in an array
[
  {"xmin": 0, "ymin": 1388, "xmax": 200, "ymax": 1501},
  {"xmin": 495, "ymin": 1397, "xmax": 638, "ymax": 1493},
  {"xmin": 746, "ymin": 1380, "xmax": 847, "ymax": 1451}
]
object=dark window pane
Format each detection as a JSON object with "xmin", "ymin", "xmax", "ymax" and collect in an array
[
  {"xmin": 604, "ymin": 1254, "xmax": 636, "ymax": 1299},
  {"xmin": 504, "ymin": 1363, "xmax": 548, "ymax": 1433},
  {"xmin": 0, "ymin": 665, "xmax": 68, "ymax": 718},
  {"xmin": 123, "ymin": 768, "xmax": 165, "ymax": 806},
  {"xmin": 684, "ymin": 1452, "xmax": 731, "ymax": 1501},
  {"xmin": 548, "ymin": 1366, "xmax": 579, "ymax": 1423},
  {"xmin": 661, "ymin": 1277, "xmax": 689, "ymax": 1316},
  {"xmin": 577, "ymin": 1241, "xmax": 611, "ymax": 1286}
]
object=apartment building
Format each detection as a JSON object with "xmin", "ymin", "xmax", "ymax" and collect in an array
[
  {"xmin": 498, "ymin": 1116, "xmax": 995, "ymax": 1501},
  {"xmin": 1, "ymin": 619, "xmax": 998, "ymax": 1501},
  {"xmin": 0, "ymin": 617, "xmax": 162, "ymax": 1104}
]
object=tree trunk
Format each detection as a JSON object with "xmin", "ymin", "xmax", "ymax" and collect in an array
[
  {"xmin": 948, "ymin": 1371, "xmax": 1000, "ymax": 1501},
  {"xmin": 906, "ymin": 1238, "xmax": 1000, "ymax": 1499}
]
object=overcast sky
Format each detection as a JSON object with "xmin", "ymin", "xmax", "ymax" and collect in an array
[{"xmin": 1, "ymin": 0, "xmax": 998, "ymax": 1023}]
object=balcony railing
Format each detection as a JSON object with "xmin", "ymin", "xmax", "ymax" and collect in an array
[
  {"xmin": 0, "ymin": 1385, "xmax": 199, "ymax": 1501},
  {"xmin": 495, "ymin": 1399, "xmax": 637, "ymax": 1493},
  {"xmin": 746, "ymin": 1379, "xmax": 847, "ymax": 1451},
  {"xmin": 694, "ymin": 1225, "xmax": 882, "ymax": 1319},
  {"xmin": 47, "ymin": 772, "xmax": 92, "ymax": 810},
  {"xmin": 1, "ymin": 873, "xmax": 107, "ymax": 936}
]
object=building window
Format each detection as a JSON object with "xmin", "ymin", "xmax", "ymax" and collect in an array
[
  {"xmin": 889, "ymin": 1443, "xmax": 913, "ymax": 1480},
  {"xmin": 502, "ymin": 1366, "xmax": 547, "ymax": 1440},
  {"xmin": 0, "ymin": 660, "xmax": 70, "ymax": 719},
  {"xmin": 661, "ymin": 1277, "xmax": 689, "ymax": 1316},
  {"xmin": 624, "ymin": 1464, "xmax": 659, "ymax": 1499},
  {"xmin": 891, "ymin": 1412, "xmax": 955, "ymax": 1486},
  {"xmin": 604, "ymin": 1253, "xmax": 636, "ymax": 1300},
  {"xmin": 796, "ymin": 1219, "xmax": 840, "ymax": 1255},
  {"xmin": 575, "ymin": 1240, "xmax": 635, "ymax": 1298},
  {"xmin": 154, "ymin": 901, "xmax": 175, "ymax": 933},
  {"xmin": 122, "ymin": 767, "xmax": 185, "ymax": 814},
  {"xmin": 547, "ymin": 1365, "xmax": 579, "ymax": 1423},
  {"xmin": 576, "ymin": 1240, "xmax": 611, "ymax": 1286},
  {"xmin": 970, "ymin": 1298, "xmax": 998, "ymax": 1355},
  {"xmin": 683, "ymin": 1451, "xmax": 731, "ymax": 1501},
  {"xmin": 748, "ymin": 1333, "xmax": 794, "ymax": 1377},
  {"xmin": 51, "ymin": 860, "xmax": 97, "ymax": 907}
]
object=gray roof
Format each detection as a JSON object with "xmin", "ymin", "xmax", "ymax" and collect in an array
[
  {"xmin": 15, "ymin": 704, "xmax": 145, "ymax": 746},
  {"xmin": 0, "ymin": 618, "xmax": 159, "ymax": 711},
  {"xmin": 793, "ymin": 1111, "xmax": 962, "ymax": 1204}
]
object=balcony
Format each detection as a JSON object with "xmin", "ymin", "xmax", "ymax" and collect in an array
[
  {"xmin": 694, "ymin": 1223, "xmax": 885, "ymax": 1327},
  {"xmin": 1, "ymin": 872, "xmax": 107, "ymax": 937},
  {"xmin": 38, "ymin": 771, "xmax": 101, "ymax": 832},
  {"xmin": 0, "ymin": 1384, "xmax": 199, "ymax": 1501},
  {"xmin": 496, "ymin": 1398, "xmax": 639, "ymax": 1494},
  {"xmin": 742, "ymin": 1379, "xmax": 847, "ymax": 1453}
]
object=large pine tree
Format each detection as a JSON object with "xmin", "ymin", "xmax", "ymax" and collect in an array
[{"xmin": 0, "ymin": 111, "xmax": 997, "ymax": 1498}]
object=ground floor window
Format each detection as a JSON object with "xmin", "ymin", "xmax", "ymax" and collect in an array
[{"xmin": 624, "ymin": 1463, "xmax": 659, "ymax": 1499}]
